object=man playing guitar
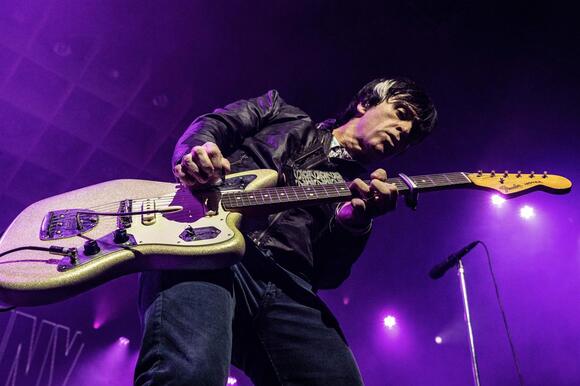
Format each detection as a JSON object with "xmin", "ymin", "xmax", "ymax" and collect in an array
[{"xmin": 134, "ymin": 78, "xmax": 437, "ymax": 385}]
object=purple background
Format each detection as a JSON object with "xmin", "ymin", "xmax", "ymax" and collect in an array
[{"xmin": 0, "ymin": 1, "xmax": 578, "ymax": 385}]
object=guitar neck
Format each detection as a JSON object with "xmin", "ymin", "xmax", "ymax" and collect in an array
[{"xmin": 221, "ymin": 172, "xmax": 472, "ymax": 212}]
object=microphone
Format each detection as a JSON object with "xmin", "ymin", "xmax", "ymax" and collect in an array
[{"xmin": 429, "ymin": 241, "xmax": 480, "ymax": 280}]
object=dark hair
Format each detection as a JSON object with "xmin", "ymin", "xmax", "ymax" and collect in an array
[{"xmin": 336, "ymin": 77, "xmax": 437, "ymax": 144}]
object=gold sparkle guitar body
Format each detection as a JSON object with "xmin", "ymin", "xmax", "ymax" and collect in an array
[
  {"xmin": 0, "ymin": 169, "xmax": 571, "ymax": 307},
  {"xmin": 0, "ymin": 170, "xmax": 278, "ymax": 306}
]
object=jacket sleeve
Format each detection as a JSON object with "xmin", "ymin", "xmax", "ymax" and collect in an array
[
  {"xmin": 311, "ymin": 204, "xmax": 372, "ymax": 289},
  {"xmin": 172, "ymin": 89, "xmax": 285, "ymax": 165}
]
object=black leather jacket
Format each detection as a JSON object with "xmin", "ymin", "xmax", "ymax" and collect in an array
[{"xmin": 173, "ymin": 90, "xmax": 371, "ymax": 289}]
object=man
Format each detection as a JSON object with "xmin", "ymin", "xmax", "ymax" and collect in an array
[{"xmin": 134, "ymin": 78, "xmax": 437, "ymax": 385}]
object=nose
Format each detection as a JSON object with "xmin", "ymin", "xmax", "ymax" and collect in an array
[{"xmin": 396, "ymin": 121, "xmax": 413, "ymax": 135}]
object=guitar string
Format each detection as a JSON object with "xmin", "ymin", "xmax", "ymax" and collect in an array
[
  {"xmin": 43, "ymin": 173, "xmax": 474, "ymax": 223},
  {"xmin": 44, "ymin": 179, "xmax": 472, "ymax": 224},
  {"xmin": 74, "ymin": 172, "xmax": 470, "ymax": 212}
]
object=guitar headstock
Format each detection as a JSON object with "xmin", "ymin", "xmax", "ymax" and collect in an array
[{"xmin": 467, "ymin": 170, "xmax": 572, "ymax": 196}]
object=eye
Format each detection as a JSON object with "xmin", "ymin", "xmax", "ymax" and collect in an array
[{"xmin": 396, "ymin": 107, "xmax": 412, "ymax": 121}]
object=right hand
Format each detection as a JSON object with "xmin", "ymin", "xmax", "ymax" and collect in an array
[{"xmin": 173, "ymin": 142, "xmax": 231, "ymax": 188}]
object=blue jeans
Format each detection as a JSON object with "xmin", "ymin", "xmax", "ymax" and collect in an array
[{"xmin": 134, "ymin": 246, "xmax": 364, "ymax": 386}]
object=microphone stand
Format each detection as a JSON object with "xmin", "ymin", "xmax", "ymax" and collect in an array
[{"xmin": 457, "ymin": 258, "xmax": 481, "ymax": 386}]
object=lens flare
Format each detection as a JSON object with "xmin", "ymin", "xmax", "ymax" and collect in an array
[
  {"xmin": 435, "ymin": 336, "xmax": 443, "ymax": 344},
  {"xmin": 490, "ymin": 194, "xmax": 506, "ymax": 207},
  {"xmin": 383, "ymin": 315, "xmax": 397, "ymax": 329},
  {"xmin": 519, "ymin": 205, "xmax": 535, "ymax": 219},
  {"xmin": 118, "ymin": 337, "xmax": 130, "ymax": 346}
]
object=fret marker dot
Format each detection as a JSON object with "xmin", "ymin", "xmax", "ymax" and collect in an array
[
  {"xmin": 249, "ymin": 195, "xmax": 254, "ymax": 198},
  {"xmin": 236, "ymin": 197, "xmax": 241, "ymax": 200},
  {"xmin": 264, "ymin": 194, "xmax": 268, "ymax": 197},
  {"xmin": 281, "ymin": 193, "xmax": 285, "ymax": 196},
  {"xmin": 309, "ymin": 193, "xmax": 313, "ymax": 196}
]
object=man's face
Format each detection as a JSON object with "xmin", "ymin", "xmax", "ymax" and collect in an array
[{"xmin": 350, "ymin": 98, "xmax": 416, "ymax": 164}]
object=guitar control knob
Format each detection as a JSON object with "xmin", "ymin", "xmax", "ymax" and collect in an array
[
  {"xmin": 517, "ymin": 170, "xmax": 522, "ymax": 177},
  {"xmin": 490, "ymin": 170, "xmax": 496, "ymax": 177},
  {"xmin": 83, "ymin": 240, "xmax": 100, "ymax": 256},
  {"xmin": 114, "ymin": 228, "xmax": 129, "ymax": 244},
  {"xmin": 543, "ymin": 171, "xmax": 548, "ymax": 178},
  {"xmin": 530, "ymin": 171, "xmax": 535, "ymax": 178}
]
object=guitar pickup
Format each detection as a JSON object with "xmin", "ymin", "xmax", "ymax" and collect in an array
[{"xmin": 141, "ymin": 199, "xmax": 156, "ymax": 226}]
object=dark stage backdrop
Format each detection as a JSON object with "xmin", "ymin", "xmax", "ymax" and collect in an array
[{"xmin": 0, "ymin": 1, "xmax": 578, "ymax": 385}]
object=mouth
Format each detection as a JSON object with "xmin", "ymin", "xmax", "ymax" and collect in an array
[{"xmin": 384, "ymin": 132, "xmax": 398, "ymax": 148}]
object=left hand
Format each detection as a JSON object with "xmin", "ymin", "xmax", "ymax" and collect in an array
[{"xmin": 336, "ymin": 168, "xmax": 398, "ymax": 228}]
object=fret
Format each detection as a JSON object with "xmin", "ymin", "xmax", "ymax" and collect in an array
[{"xmin": 220, "ymin": 172, "xmax": 472, "ymax": 211}]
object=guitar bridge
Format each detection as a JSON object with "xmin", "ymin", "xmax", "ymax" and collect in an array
[
  {"xmin": 39, "ymin": 209, "xmax": 98, "ymax": 240},
  {"xmin": 117, "ymin": 199, "xmax": 133, "ymax": 228}
]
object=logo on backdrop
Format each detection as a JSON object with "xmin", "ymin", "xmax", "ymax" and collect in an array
[{"xmin": 0, "ymin": 311, "xmax": 84, "ymax": 386}]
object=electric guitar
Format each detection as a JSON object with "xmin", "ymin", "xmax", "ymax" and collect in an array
[{"xmin": 0, "ymin": 169, "xmax": 571, "ymax": 306}]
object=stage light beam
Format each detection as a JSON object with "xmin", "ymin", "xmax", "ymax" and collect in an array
[{"xmin": 435, "ymin": 336, "xmax": 443, "ymax": 344}]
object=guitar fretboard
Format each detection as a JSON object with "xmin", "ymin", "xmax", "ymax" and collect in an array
[{"xmin": 220, "ymin": 172, "xmax": 471, "ymax": 210}]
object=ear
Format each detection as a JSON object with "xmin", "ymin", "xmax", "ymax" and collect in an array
[{"xmin": 356, "ymin": 102, "xmax": 367, "ymax": 115}]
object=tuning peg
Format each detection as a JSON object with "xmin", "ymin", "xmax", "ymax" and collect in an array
[
  {"xmin": 490, "ymin": 170, "xmax": 496, "ymax": 177},
  {"xmin": 543, "ymin": 171, "xmax": 548, "ymax": 178},
  {"xmin": 530, "ymin": 171, "xmax": 535, "ymax": 178},
  {"xmin": 517, "ymin": 170, "xmax": 522, "ymax": 177},
  {"xmin": 503, "ymin": 170, "xmax": 509, "ymax": 177},
  {"xmin": 477, "ymin": 170, "xmax": 483, "ymax": 177}
]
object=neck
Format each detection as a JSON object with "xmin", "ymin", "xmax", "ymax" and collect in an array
[
  {"xmin": 221, "ymin": 172, "xmax": 473, "ymax": 214},
  {"xmin": 332, "ymin": 119, "xmax": 361, "ymax": 154}
]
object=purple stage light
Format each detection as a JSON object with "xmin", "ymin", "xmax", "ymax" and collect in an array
[
  {"xmin": 342, "ymin": 296, "xmax": 350, "ymax": 305},
  {"xmin": 519, "ymin": 205, "xmax": 535, "ymax": 219},
  {"xmin": 118, "ymin": 337, "xmax": 130, "ymax": 346},
  {"xmin": 383, "ymin": 315, "xmax": 397, "ymax": 330},
  {"xmin": 490, "ymin": 194, "xmax": 506, "ymax": 207},
  {"xmin": 227, "ymin": 376, "xmax": 238, "ymax": 385},
  {"xmin": 435, "ymin": 336, "xmax": 443, "ymax": 344},
  {"xmin": 92, "ymin": 321, "xmax": 101, "ymax": 330}
]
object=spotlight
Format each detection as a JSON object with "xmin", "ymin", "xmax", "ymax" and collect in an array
[
  {"xmin": 152, "ymin": 94, "xmax": 169, "ymax": 108},
  {"xmin": 383, "ymin": 315, "xmax": 397, "ymax": 330},
  {"xmin": 53, "ymin": 42, "xmax": 72, "ymax": 57},
  {"xmin": 435, "ymin": 336, "xmax": 443, "ymax": 344},
  {"xmin": 490, "ymin": 194, "xmax": 506, "ymax": 207},
  {"xmin": 519, "ymin": 205, "xmax": 535, "ymax": 220},
  {"xmin": 227, "ymin": 376, "xmax": 238, "ymax": 385},
  {"xmin": 92, "ymin": 321, "xmax": 101, "ymax": 330},
  {"xmin": 342, "ymin": 296, "xmax": 350, "ymax": 305},
  {"xmin": 118, "ymin": 337, "xmax": 130, "ymax": 346},
  {"xmin": 109, "ymin": 69, "xmax": 120, "ymax": 80}
]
